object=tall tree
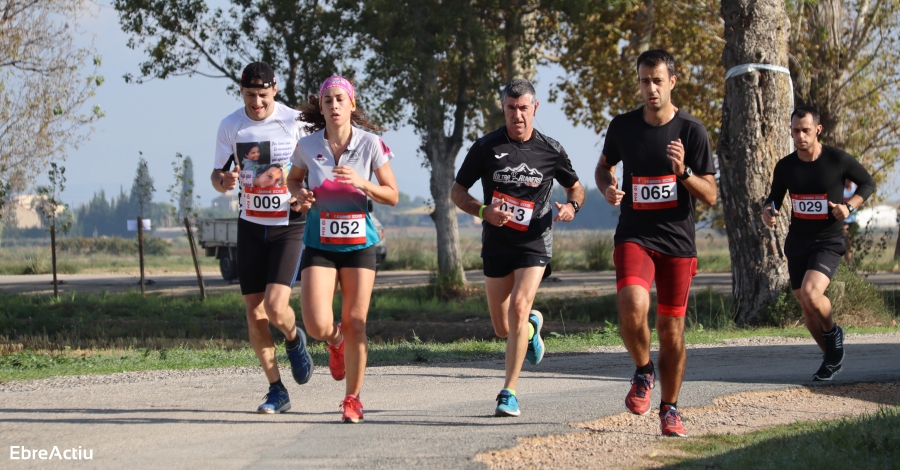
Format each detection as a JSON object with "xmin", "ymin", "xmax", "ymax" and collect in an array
[
  {"xmin": 0, "ymin": 0, "xmax": 104, "ymax": 202},
  {"xmin": 718, "ymin": 0, "xmax": 793, "ymax": 323},
  {"xmin": 114, "ymin": 0, "xmax": 356, "ymax": 105},
  {"xmin": 132, "ymin": 155, "xmax": 155, "ymax": 294}
]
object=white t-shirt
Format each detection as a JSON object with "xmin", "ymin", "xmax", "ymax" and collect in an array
[
  {"xmin": 291, "ymin": 127, "xmax": 394, "ymax": 251},
  {"xmin": 214, "ymin": 102, "xmax": 308, "ymax": 226}
]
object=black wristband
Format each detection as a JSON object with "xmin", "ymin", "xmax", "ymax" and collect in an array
[{"xmin": 568, "ymin": 200, "xmax": 580, "ymax": 214}]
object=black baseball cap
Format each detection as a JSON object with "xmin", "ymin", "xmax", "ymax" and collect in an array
[{"xmin": 240, "ymin": 62, "xmax": 276, "ymax": 89}]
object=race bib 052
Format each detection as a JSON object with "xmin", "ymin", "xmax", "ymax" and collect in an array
[
  {"xmin": 491, "ymin": 190, "xmax": 534, "ymax": 232},
  {"xmin": 791, "ymin": 193, "xmax": 828, "ymax": 220},
  {"xmin": 320, "ymin": 211, "xmax": 366, "ymax": 244},
  {"xmin": 244, "ymin": 186, "xmax": 289, "ymax": 218},
  {"xmin": 632, "ymin": 175, "xmax": 678, "ymax": 210}
]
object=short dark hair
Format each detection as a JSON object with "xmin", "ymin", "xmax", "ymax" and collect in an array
[
  {"xmin": 502, "ymin": 79, "xmax": 536, "ymax": 104},
  {"xmin": 790, "ymin": 105, "xmax": 821, "ymax": 125},
  {"xmin": 636, "ymin": 50, "xmax": 676, "ymax": 78}
]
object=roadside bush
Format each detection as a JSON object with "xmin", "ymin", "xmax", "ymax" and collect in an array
[
  {"xmin": 758, "ymin": 264, "xmax": 893, "ymax": 327},
  {"xmin": 585, "ymin": 235, "xmax": 614, "ymax": 270},
  {"xmin": 57, "ymin": 236, "xmax": 170, "ymax": 256}
]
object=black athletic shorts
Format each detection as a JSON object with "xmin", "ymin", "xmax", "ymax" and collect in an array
[
  {"xmin": 784, "ymin": 234, "xmax": 846, "ymax": 290},
  {"xmin": 300, "ymin": 245, "xmax": 377, "ymax": 272},
  {"xmin": 483, "ymin": 253, "xmax": 552, "ymax": 279},
  {"xmin": 236, "ymin": 218, "xmax": 304, "ymax": 295}
]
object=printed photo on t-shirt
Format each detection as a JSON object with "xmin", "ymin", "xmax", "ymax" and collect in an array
[
  {"xmin": 253, "ymin": 164, "xmax": 285, "ymax": 188},
  {"xmin": 237, "ymin": 141, "xmax": 271, "ymax": 166}
]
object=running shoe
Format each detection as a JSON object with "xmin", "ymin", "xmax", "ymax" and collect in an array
[
  {"xmin": 328, "ymin": 323, "xmax": 346, "ymax": 381},
  {"xmin": 659, "ymin": 404, "xmax": 687, "ymax": 437},
  {"xmin": 286, "ymin": 327, "xmax": 314, "ymax": 385},
  {"xmin": 494, "ymin": 390, "xmax": 521, "ymax": 417},
  {"xmin": 525, "ymin": 310, "xmax": 545, "ymax": 365},
  {"xmin": 625, "ymin": 371, "xmax": 655, "ymax": 415},
  {"xmin": 340, "ymin": 395, "xmax": 364, "ymax": 423},
  {"xmin": 257, "ymin": 385, "xmax": 291, "ymax": 414},
  {"xmin": 812, "ymin": 357, "xmax": 843, "ymax": 381}
]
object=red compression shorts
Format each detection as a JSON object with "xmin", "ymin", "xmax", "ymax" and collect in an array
[{"xmin": 613, "ymin": 242, "xmax": 698, "ymax": 317}]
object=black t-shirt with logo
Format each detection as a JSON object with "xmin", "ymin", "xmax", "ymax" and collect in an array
[
  {"xmin": 455, "ymin": 127, "xmax": 580, "ymax": 257},
  {"xmin": 602, "ymin": 107, "xmax": 716, "ymax": 258},
  {"xmin": 767, "ymin": 145, "xmax": 875, "ymax": 240}
]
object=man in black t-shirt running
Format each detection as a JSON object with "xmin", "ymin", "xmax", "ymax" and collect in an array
[
  {"xmin": 763, "ymin": 105, "xmax": 875, "ymax": 382},
  {"xmin": 452, "ymin": 79, "xmax": 585, "ymax": 417},
  {"xmin": 596, "ymin": 50, "xmax": 718, "ymax": 437}
]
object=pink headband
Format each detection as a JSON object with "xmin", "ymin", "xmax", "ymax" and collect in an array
[{"xmin": 318, "ymin": 76, "xmax": 355, "ymax": 104}]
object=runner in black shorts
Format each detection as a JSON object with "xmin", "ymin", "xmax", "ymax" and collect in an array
[
  {"xmin": 452, "ymin": 79, "xmax": 585, "ymax": 417},
  {"xmin": 288, "ymin": 76, "xmax": 399, "ymax": 423},
  {"xmin": 597, "ymin": 50, "xmax": 718, "ymax": 437},
  {"xmin": 763, "ymin": 105, "xmax": 875, "ymax": 381},
  {"xmin": 211, "ymin": 62, "xmax": 313, "ymax": 414}
]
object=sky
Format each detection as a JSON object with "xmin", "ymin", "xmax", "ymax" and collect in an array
[
  {"xmin": 57, "ymin": 2, "xmax": 605, "ymax": 210},
  {"xmin": 51, "ymin": 2, "xmax": 900, "ymax": 209}
]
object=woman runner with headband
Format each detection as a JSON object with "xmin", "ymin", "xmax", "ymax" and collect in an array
[{"xmin": 287, "ymin": 76, "xmax": 399, "ymax": 423}]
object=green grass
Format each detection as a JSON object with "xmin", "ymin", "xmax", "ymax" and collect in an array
[{"xmin": 661, "ymin": 406, "xmax": 900, "ymax": 469}]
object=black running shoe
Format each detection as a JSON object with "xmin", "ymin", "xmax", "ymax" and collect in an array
[
  {"xmin": 812, "ymin": 357, "xmax": 843, "ymax": 381},
  {"xmin": 824, "ymin": 325, "xmax": 845, "ymax": 366}
]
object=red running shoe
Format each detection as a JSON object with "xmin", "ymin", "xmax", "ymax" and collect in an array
[
  {"xmin": 625, "ymin": 371, "xmax": 655, "ymax": 415},
  {"xmin": 659, "ymin": 404, "xmax": 687, "ymax": 437},
  {"xmin": 328, "ymin": 323, "xmax": 346, "ymax": 381},
  {"xmin": 340, "ymin": 395, "xmax": 364, "ymax": 423}
]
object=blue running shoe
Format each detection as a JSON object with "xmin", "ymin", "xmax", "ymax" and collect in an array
[
  {"xmin": 525, "ymin": 310, "xmax": 545, "ymax": 365},
  {"xmin": 495, "ymin": 390, "xmax": 521, "ymax": 417},
  {"xmin": 286, "ymin": 327, "xmax": 314, "ymax": 385},
  {"xmin": 257, "ymin": 385, "xmax": 291, "ymax": 414}
]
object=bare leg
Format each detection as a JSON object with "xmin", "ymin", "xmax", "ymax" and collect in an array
[
  {"xmin": 336, "ymin": 267, "xmax": 376, "ymax": 397},
  {"xmin": 656, "ymin": 315, "xmax": 686, "ymax": 404},
  {"xmin": 617, "ymin": 285, "xmax": 652, "ymax": 368},
  {"xmin": 499, "ymin": 267, "xmax": 545, "ymax": 392},
  {"xmin": 794, "ymin": 270, "xmax": 834, "ymax": 354}
]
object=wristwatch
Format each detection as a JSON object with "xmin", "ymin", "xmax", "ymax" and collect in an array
[
  {"xmin": 846, "ymin": 202, "xmax": 855, "ymax": 212},
  {"xmin": 568, "ymin": 200, "xmax": 580, "ymax": 214},
  {"xmin": 677, "ymin": 166, "xmax": 693, "ymax": 181}
]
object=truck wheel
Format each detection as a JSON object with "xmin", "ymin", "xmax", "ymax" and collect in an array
[{"xmin": 220, "ymin": 255, "xmax": 238, "ymax": 281}]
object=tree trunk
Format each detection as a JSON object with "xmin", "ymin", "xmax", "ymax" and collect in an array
[
  {"xmin": 51, "ymin": 224, "xmax": 58, "ymax": 299},
  {"xmin": 137, "ymin": 217, "xmax": 146, "ymax": 295},
  {"xmin": 805, "ymin": 0, "xmax": 847, "ymax": 149},
  {"xmin": 719, "ymin": 0, "xmax": 792, "ymax": 324},
  {"xmin": 420, "ymin": 66, "xmax": 467, "ymax": 288},
  {"xmin": 184, "ymin": 217, "xmax": 206, "ymax": 301}
]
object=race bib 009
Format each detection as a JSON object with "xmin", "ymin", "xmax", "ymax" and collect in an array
[
  {"xmin": 244, "ymin": 186, "xmax": 289, "ymax": 218},
  {"xmin": 320, "ymin": 211, "xmax": 366, "ymax": 244},
  {"xmin": 632, "ymin": 175, "xmax": 678, "ymax": 210},
  {"xmin": 791, "ymin": 193, "xmax": 828, "ymax": 220},
  {"xmin": 491, "ymin": 190, "xmax": 534, "ymax": 232}
]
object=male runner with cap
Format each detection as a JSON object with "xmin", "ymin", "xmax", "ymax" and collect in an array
[
  {"xmin": 763, "ymin": 105, "xmax": 875, "ymax": 381},
  {"xmin": 452, "ymin": 78, "xmax": 585, "ymax": 417},
  {"xmin": 211, "ymin": 62, "xmax": 313, "ymax": 414},
  {"xmin": 596, "ymin": 50, "xmax": 717, "ymax": 437}
]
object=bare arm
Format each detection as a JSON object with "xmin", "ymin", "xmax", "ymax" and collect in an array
[
  {"xmin": 682, "ymin": 173, "xmax": 717, "ymax": 206},
  {"xmin": 286, "ymin": 166, "xmax": 315, "ymax": 213},
  {"xmin": 210, "ymin": 166, "xmax": 239, "ymax": 193},
  {"xmin": 595, "ymin": 154, "xmax": 625, "ymax": 206},
  {"xmin": 554, "ymin": 181, "xmax": 586, "ymax": 222},
  {"xmin": 451, "ymin": 182, "xmax": 513, "ymax": 227}
]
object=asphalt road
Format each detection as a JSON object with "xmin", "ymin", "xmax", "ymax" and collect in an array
[
  {"xmin": 4, "ymin": 270, "xmax": 900, "ymax": 296},
  {"xmin": 2, "ymin": 334, "xmax": 900, "ymax": 468}
]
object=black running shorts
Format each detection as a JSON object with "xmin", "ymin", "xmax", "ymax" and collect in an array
[
  {"xmin": 483, "ymin": 253, "xmax": 552, "ymax": 279},
  {"xmin": 236, "ymin": 218, "xmax": 304, "ymax": 295},
  {"xmin": 299, "ymin": 245, "xmax": 377, "ymax": 272},
  {"xmin": 784, "ymin": 234, "xmax": 846, "ymax": 290}
]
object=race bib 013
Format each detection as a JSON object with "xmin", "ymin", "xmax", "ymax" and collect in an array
[
  {"xmin": 791, "ymin": 193, "xmax": 828, "ymax": 220},
  {"xmin": 632, "ymin": 175, "xmax": 678, "ymax": 210},
  {"xmin": 320, "ymin": 211, "xmax": 366, "ymax": 244},
  {"xmin": 491, "ymin": 190, "xmax": 534, "ymax": 232},
  {"xmin": 244, "ymin": 186, "xmax": 289, "ymax": 218}
]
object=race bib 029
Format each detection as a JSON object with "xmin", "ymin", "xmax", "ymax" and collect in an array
[
  {"xmin": 320, "ymin": 211, "xmax": 366, "ymax": 244},
  {"xmin": 491, "ymin": 190, "xmax": 534, "ymax": 232},
  {"xmin": 791, "ymin": 193, "xmax": 828, "ymax": 220},
  {"xmin": 632, "ymin": 175, "xmax": 678, "ymax": 210},
  {"xmin": 244, "ymin": 186, "xmax": 289, "ymax": 218}
]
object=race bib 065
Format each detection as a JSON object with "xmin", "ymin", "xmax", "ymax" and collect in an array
[
  {"xmin": 791, "ymin": 193, "xmax": 828, "ymax": 220},
  {"xmin": 491, "ymin": 190, "xmax": 534, "ymax": 232},
  {"xmin": 244, "ymin": 186, "xmax": 289, "ymax": 218},
  {"xmin": 320, "ymin": 211, "xmax": 366, "ymax": 244},
  {"xmin": 632, "ymin": 175, "xmax": 678, "ymax": 210}
]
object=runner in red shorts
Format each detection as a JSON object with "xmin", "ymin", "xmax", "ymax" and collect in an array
[{"xmin": 596, "ymin": 50, "xmax": 717, "ymax": 437}]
